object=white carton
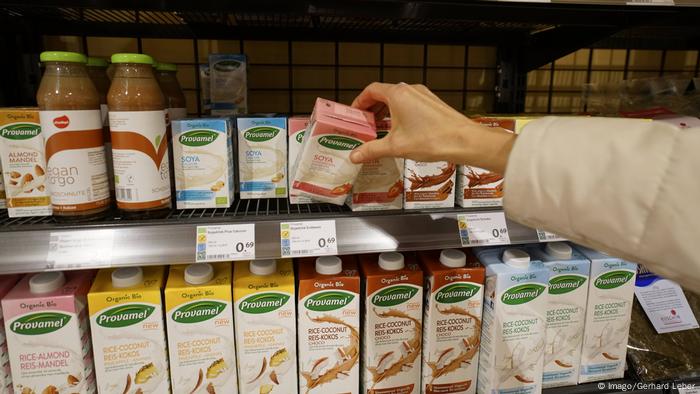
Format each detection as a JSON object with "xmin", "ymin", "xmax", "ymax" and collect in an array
[
  {"xmin": 404, "ymin": 160, "xmax": 456, "ymax": 209},
  {"xmin": 288, "ymin": 117, "xmax": 313, "ymax": 204},
  {"xmin": 574, "ymin": 245, "xmax": 637, "ymax": 384},
  {"xmin": 237, "ymin": 116, "xmax": 288, "ymax": 199},
  {"xmin": 474, "ymin": 247, "xmax": 548, "ymax": 394}
]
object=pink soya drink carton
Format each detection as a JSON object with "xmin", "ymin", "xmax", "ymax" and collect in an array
[
  {"xmin": 291, "ymin": 98, "xmax": 376, "ymax": 205},
  {"xmin": 3, "ymin": 271, "xmax": 96, "ymax": 394},
  {"xmin": 0, "ymin": 275, "xmax": 20, "ymax": 394},
  {"xmin": 288, "ymin": 116, "xmax": 313, "ymax": 204}
]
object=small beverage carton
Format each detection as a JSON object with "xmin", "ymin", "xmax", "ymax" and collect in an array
[
  {"xmin": 173, "ymin": 118, "xmax": 235, "ymax": 209},
  {"xmin": 297, "ymin": 256, "xmax": 360, "ymax": 394},
  {"xmin": 88, "ymin": 266, "xmax": 170, "ymax": 394},
  {"xmin": 209, "ymin": 54, "xmax": 247, "ymax": 115},
  {"xmin": 361, "ymin": 252, "xmax": 423, "ymax": 394},
  {"xmin": 288, "ymin": 116, "xmax": 314, "ymax": 204},
  {"xmin": 0, "ymin": 108, "xmax": 52, "ymax": 217},
  {"xmin": 474, "ymin": 247, "xmax": 549, "ymax": 394},
  {"xmin": 291, "ymin": 98, "xmax": 377, "ymax": 205},
  {"xmin": 0, "ymin": 274, "xmax": 21, "ymax": 393},
  {"xmin": 165, "ymin": 263, "xmax": 238, "ymax": 394},
  {"xmin": 237, "ymin": 116, "xmax": 288, "ymax": 199},
  {"xmin": 404, "ymin": 160, "xmax": 456, "ymax": 209},
  {"xmin": 574, "ymin": 245, "xmax": 637, "ymax": 384},
  {"xmin": 233, "ymin": 259, "xmax": 296, "ymax": 394},
  {"xmin": 349, "ymin": 119, "xmax": 404, "ymax": 211},
  {"xmin": 3, "ymin": 271, "xmax": 96, "ymax": 394},
  {"xmin": 418, "ymin": 249, "xmax": 485, "ymax": 394},
  {"xmin": 0, "ymin": 159, "xmax": 5, "ymax": 209}
]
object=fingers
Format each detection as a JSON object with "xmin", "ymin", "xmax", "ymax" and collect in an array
[
  {"xmin": 351, "ymin": 82, "xmax": 394, "ymax": 110},
  {"xmin": 350, "ymin": 138, "xmax": 393, "ymax": 164}
]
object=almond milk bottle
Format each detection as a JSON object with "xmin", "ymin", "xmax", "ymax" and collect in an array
[{"xmin": 298, "ymin": 256, "xmax": 360, "ymax": 394}]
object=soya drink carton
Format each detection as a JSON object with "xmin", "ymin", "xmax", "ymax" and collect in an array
[
  {"xmin": 419, "ymin": 249, "xmax": 484, "ymax": 394},
  {"xmin": 574, "ymin": 245, "xmax": 636, "ymax": 384},
  {"xmin": 3, "ymin": 271, "xmax": 96, "ymax": 394},
  {"xmin": 88, "ymin": 266, "xmax": 170, "ymax": 394},
  {"xmin": 361, "ymin": 252, "xmax": 423, "ymax": 394},
  {"xmin": 0, "ymin": 275, "xmax": 20, "ymax": 393},
  {"xmin": 233, "ymin": 259, "xmax": 296, "ymax": 394},
  {"xmin": 297, "ymin": 256, "xmax": 360, "ymax": 394},
  {"xmin": 288, "ymin": 117, "xmax": 313, "ymax": 204},
  {"xmin": 165, "ymin": 263, "xmax": 238, "ymax": 394},
  {"xmin": 237, "ymin": 116, "xmax": 288, "ymax": 199},
  {"xmin": 474, "ymin": 247, "xmax": 548, "ymax": 394}
]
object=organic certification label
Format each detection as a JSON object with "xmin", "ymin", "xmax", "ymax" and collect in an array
[
  {"xmin": 47, "ymin": 229, "xmax": 114, "ymax": 268},
  {"xmin": 195, "ymin": 224, "xmax": 255, "ymax": 262},
  {"xmin": 458, "ymin": 212, "xmax": 510, "ymax": 246},
  {"xmin": 280, "ymin": 220, "xmax": 337, "ymax": 257},
  {"xmin": 536, "ymin": 229, "xmax": 566, "ymax": 242}
]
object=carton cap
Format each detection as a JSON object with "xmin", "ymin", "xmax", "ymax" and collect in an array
[
  {"xmin": 112, "ymin": 267, "xmax": 143, "ymax": 288},
  {"xmin": 378, "ymin": 252, "xmax": 404, "ymax": 271},
  {"xmin": 502, "ymin": 248, "xmax": 530, "ymax": 268},
  {"xmin": 185, "ymin": 264, "xmax": 214, "ymax": 285},
  {"xmin": 440, "ymin": 249, "xmax": 466, "ymax": 268},
  {"xmin": 250, "ymin": 259, "xmax": 276, "ymax": 276},
  {"xmin": 545, "ymin": 242, "xmax": 573, "ymax": 260},
  {"xmin": 29, "ymin": 271, "xmax": 66, "ymax": 294},
  {"xmin": 316, "ymin": 256, "xmax": 342, "ymax": 275}
]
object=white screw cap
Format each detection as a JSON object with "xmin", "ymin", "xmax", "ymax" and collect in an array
[
  {"xmin": 378, "ymin": 252, "xmax": 404, "ymax": 271},
  {"xmin": 502, "ymin": 248, "xmax": 531, "ymax": 269},
  {"xmin": 185, "ymin": 264, "xmax": 214, "ymax": 285},
  {"xmin": 316, "ymin": 256, "xmax": 342, "ymax": 275},
  {"xmin": 545, "ymin": 242, "xmax": 573, "ymax": 260},
  {"xmin": 250, "ymin": 259, "xmax": 276, "ymax": 276},
  {"xmin": 112, "ymin": 267, "xmax": 143, "ymax": 288},
  {"xmin": 29, "ymin": 271, "xmax": 66, "ymax": 294},
  {"xmin": 440, "ymin": 249, "xmax": 467, "ymax": 268}
]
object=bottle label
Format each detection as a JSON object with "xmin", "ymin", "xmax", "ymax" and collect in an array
[
  {"xmin": 41, "ymin": 109, "xmax": 110, "ymax": 213},
  {"xmin": 109, "ymin": 110, "xmax": 171, "ymax": 210}
]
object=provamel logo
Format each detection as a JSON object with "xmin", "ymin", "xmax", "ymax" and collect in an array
[
  {"xmin": 243, "ymin": 127, "xmax": 280, "ymax": 142},
  {"xmin": 10, "ymin": 312, "xmax": 71, "ymax": 335},
  {"xmin": 295, "ymin": 130, "xmax": 305, "ymax": 143},
  {"xmin": 172, "ymin": 301, "xmax": 226, "ymax": 323},
  {"xmin": 304, "ymin": 291, "xmax": 354, "ymax": 312},
  {"xmin": 318, "ymin": 135, "xmax": 362, "ymax": 151},
  {"xmin": 0, "ymin": 123, "xmax": 40, "ymax": 140},
  {"xmin": 549, "ymin": 275, "xmax": 587, "ymax": 295},
  {"xmin": 501, "ymin": 283, "xmax": 546, "ymax": 305},
  {"xmin": 239, "ymin": 293, "xmax": 289, "ymax": 314},
  {"xmin": 435, "ymin": 283, "xmax": 481, "ymax": 304},
  {"xmin": 179, "ymin": 130, "xmax": 218, "ymax": 146},
  {"xmin": 595, "ymin": 270, "xmax": 634, "ymax": 289},
  {"xmin": 371, "ymin": 285, "xmax": 418, "ymax": 307},
  {"xmin": 97, "ymin": 304, "xmax": 155, "ymax": 328}
]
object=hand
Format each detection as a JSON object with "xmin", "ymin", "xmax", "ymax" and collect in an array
[{"xmin": 349, "ymin": 82, "xmax": 516, "ymax": 174}]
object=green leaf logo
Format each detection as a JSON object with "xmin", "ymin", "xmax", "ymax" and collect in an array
[
  {"xmin": 371, "ymin": 285, "xmax": 419, "ymax": 307},
  {"xmin": 304, "ymin": 291, "xmax": 355, "ymax": 312},
  {"xmin": 317, "ymin": 135, "xmax": 362, "ymax": 151},
  {"xmin": 594, "ymin": 270, "xmax": 634, "ymax": 290},
  {"xmin": 0, "ymin": 123, "xmax": 41, "ymax": 140},
  {"xmin": 549, "ymin": 274, "xmax": 587, "ymax": 295},
  {"xmin": 239, "ymin": 292, "xmax": 289, "ymax": 314},
  {"xmin": 96, "ymin": 304, "xmax": 155, "ymax": 328},
  {"xmin": 10, "ymin": 312, "xmax": 71, "ymax": 335},
  {"xmin": 243, "ymin": 127, "xmax": 280, "ymax": 142},
  {"xmin": 295, "ymin": 130, "xmax": 305, "ymax": 144},
  {"xmin": 172, "ymin": 301, "xmax": 226, "ymax": 323},
  {"xmin": 501, "ymin": 283, "xmax": 546, "ymax": 305},
  {"xmin": 179, "ymin": 130, "xmax": 219, "ymax": 147},
  {"xmin": 435, "ymin": 283, "xmax": 481, "ymax": 304}
]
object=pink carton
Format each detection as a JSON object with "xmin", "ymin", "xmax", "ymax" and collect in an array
[
  {"xmin": 291, "ymin": 98, "xmax": 377, "ymax": 205},
  {"xmin": 288, "ymin": 116, "xmax": 314, "ymax": 204},
  {"xmin": 2, "ymin": 271, "xmax": 96, "ymax": 394},
  {"xmin": 0, "ymin": 274, "xmax": 20, "ymax": 394}
]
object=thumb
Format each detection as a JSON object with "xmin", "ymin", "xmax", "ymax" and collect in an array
[{"xmin": 350, "ymin": 138, "xmax": 393, "ymax": 164}]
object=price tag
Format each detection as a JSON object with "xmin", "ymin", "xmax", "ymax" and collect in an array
[
  {"xmin": 47, "ymin": 229, "xmax": 114, "ymax": 268},
  {"xmin": 536, "ymin": 229, "xmax": 566, "ymax": 242},
  {"xmin": 280, "ymin": 220, "xmax": 338, "ymax": 258},
  {"xmin": 626, "ymin": 0, "xmax": 674, "ymax": 5},
  {"xmin": 458, "ymin": 212, "xmax": 510, "ymax": 247},
  {"xmin": 195, "ymin": 224, "xmax": 255, "ymax": 262}
]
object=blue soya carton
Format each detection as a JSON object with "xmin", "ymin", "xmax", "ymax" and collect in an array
[
  {"xmin": 236, "ymin": 116, "xmax": 288, "ymax": 199},
  {"xmin": 474, "ymin": 246, "xmax": 548, "ymax": 394}
]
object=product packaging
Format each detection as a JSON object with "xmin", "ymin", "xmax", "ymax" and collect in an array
[
  {"xmin": 165, "ymin": 263, "xmax": 238, "ymax": 394},
  {"xmin": 297, "ymin": 256, "xmax": 360, "ymax": 394},
  {"xmin": 88, "ymin": 266, "xmax": 170, "ymax": 394},
  {"xmin": 349, "ymin": 119, "xmax": 403, "ymax": 211},
  {"xmin": 0, "ymin": 108, "xmax": 52, "ymax": 217},
  {"xmin": 574, "ymin": 245, "xmax": 637, "ymax": 383},
  {"xmin": 361, "ymin": 252, "xmax": 423, "ymax": 394},
  {"xmin": 173, "ymin": 118, "xmax": 235, "ymax": 209},
  {"xmin": 0, "ymin": 274, "xmax": 20, "ymax": 394},
  {"xmin": 288, "ymin": 116, "xmax": 314, "ymax": 204},
  {"xmin": 3, "ymin": 271, "xmax": 96, "ymax": 394},
  {"xmin": 209, "ymin": 54, "xmax": 247, "ymax": 115},
  {"xmin": 404, "ymin": 160, "xmax": 456, "ymax": 209},
  {"xmin": 291, "ymin": 98, "xmax": 376, "ymax": 205},
  {"xmin": 237, "ymin": 116, "xmax": 288, "ymax": 199},
  {"xmin": 233, "ymin": 259, "xmax": 297, "ymax": 394},
  {"xmin": 0, "ymin": 159, "xmax": 5, "ymax": 210},
  {"xmin": 474, "ymin": 247, "xmax": 548, "ymax": 394},
  {"xmin": 419, "ymin": 249, "xmax": 484, "ymax": 394}
]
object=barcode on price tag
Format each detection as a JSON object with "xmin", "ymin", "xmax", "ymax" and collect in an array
[
  {"xmin": 458, "ymin": 212, "xmax": 510, "ymax": 247},
  {"xmin": 280, "ymin": 220, "xmax": 337, "ymax": 258},
  {"xmin": 195, "ymin": 224, "xmax": 255, "ymax": 262},
  {"xmin": 47, "ymin": 229, "xmax": 114, "ymax": 269},
  {"xmin": 536, "ymin": 229, "xmax": 566, "ymax": 242}
]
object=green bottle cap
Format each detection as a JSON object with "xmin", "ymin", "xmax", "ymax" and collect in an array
[
  {"xmin": 155, "ymin": 62, "xmax": 177, "ymax": 72},
  {"xmin": 111, "ymin": 53, "xmax": 155, "ymax": 65},
  {"xmin": 40, "ymin": 51, "xmax": 87, "ymax": 64}
]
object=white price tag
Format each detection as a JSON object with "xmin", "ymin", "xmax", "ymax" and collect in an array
[
  {"xmin": 47, "ymin": 230, "xmax": 114, "ymax": 268},
  {"xmin": 536, "ymin": 229, "xmax": 566, "ymax": 242},
  {"xmin": 678, "ymin": 386, "xmax": 700, "ymax": 394},
  {"xmin": 196, "ymin": 224, "xmax": 255, "ymax": 262},
  {"xmin": 626, "ymin": 0, "xmax": 674, "ymax": 5},
  {"xmin": 458, "ymin": 212, "xmax": 510, "ymax": 246},
  {"xmin": 280, "ymin": 220, "xmax": 338, "ymax": 258}
]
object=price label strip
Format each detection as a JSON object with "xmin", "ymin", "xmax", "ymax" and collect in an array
[
  {"xmin": 458, "ymin": 212, "xmax": 511, "ymax": 247},
  {"xmin": 536, "ymin": 229, "xmax": 566, "ymax": 242},
  {"xmin": 196, "ymin": 224, "xmax": 255, "ymax": 262},
  {"xmin": 47, "ymin": 229, "xmax": 115, "ymax": 269},
  {"xmin": 280, "ymin": 220, "xmax": 338, "ymax": 258}
]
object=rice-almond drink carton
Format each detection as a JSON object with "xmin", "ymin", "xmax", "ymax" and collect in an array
[
  {"xmin": 0, "ymin": 275, "xmax": 19, "ymax": 394},
  {"xmin": 297, "ymin": 256, "xmax": 360, "ymax": 394},
  {"xmin": 233, "ymin": 259, "xmax": 296, "ymax": 394},
  {"xmin": 165, "ymin": 263, "xmax": 238, "ymax": 394},
  {"xmin": 3, "ymin": 271, "xmax": 96, "ymax": 394},
  {"xmin": 88, "ymin": 266, "xmax": 170, "ymax": 394},
  {"xmin": 361, "ymin": 252, "xmax": 423, "ymax": 394},
  {"xmin": 419, "ymin": 249, "xmax": 484, "ymax": 394}
]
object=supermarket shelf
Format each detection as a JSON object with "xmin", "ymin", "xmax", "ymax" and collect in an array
[{"xmin": 0, "ymin": 199, "xmax": 540, "ymax": 274}]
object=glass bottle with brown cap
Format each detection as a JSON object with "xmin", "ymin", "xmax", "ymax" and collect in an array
[
  {"xmin": 87, "ymin": 56, "xmax": 115, "ymax": 198},
  {"xmin": 108, "ymin": 53, "xmax": 171, "ymax": 218},
  {"xmin": 36, "ymin": 51, "xmax": 111, "ymax": 221},
  {"xmin": 154, "ymin": 62, "xmax": 187, "ymax": 121}
]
